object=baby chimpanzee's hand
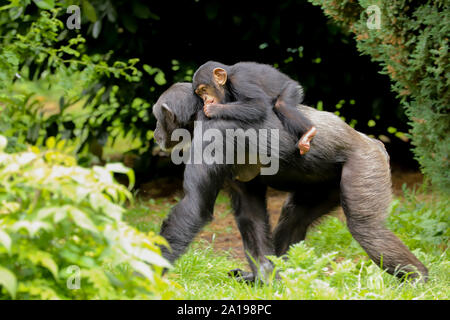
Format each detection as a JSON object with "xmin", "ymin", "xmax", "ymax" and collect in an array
[{"xmin": 203, "ymin": 103, "xmax": 220, "ymax": 118}]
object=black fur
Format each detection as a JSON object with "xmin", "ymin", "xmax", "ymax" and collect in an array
[
  {"xmin": 152, "ymin": 83, "xmax": 202, "ymax": 150},
  {"xmin": 193, "ymin": 61, "xmax": 314, "ymax": 137}
]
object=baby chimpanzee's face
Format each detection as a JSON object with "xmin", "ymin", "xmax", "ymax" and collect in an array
[{"xmin": 194, "ymin": 84, "xmax": 221, "ymax": 106}]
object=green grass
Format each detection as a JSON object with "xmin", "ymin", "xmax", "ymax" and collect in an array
[{"xmin": 126, "ymin": 188, "xmax": 449, "ymax": 300}]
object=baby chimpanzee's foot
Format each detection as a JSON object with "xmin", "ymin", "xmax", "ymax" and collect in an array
[
  {"xmin": 298, "ymin": 126, "xmax": 317, "ymax": 155},
  {"xmin": 298, "ymin": 140, "xmax": 310, "ymax": 155}
]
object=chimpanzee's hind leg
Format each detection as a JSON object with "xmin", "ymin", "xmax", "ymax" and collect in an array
[
  {"xmin": 273, "ymin": 184, "xmax": 340, "ymax": 256},
  {"xmin": 340, "ymin": 147, "xmax": 428, "ymax": 281}
]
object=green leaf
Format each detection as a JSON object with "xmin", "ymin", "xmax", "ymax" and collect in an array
[
  {"xmin": 121, "ymin": 14, "xmax": 138, "ymax": 33},
  {"xmin": 56, "ymin": 140, "xmax": 66, "ymax": 150},
  {"xmin": 284, "ymin": 56, "xmax": 293, "ymax": 64},
  {"xmin": 11, "ymin": 221, "xmax": 53, "ymax": 237},
  {"xmin": 82, "ymin": 0, "xmax": 97, "ymax": 22},
  {"xmin": 61, "ymin": 46, "xmax": 80, "ymax": 57},
  {"xmin": 29, "ymin": 251, "xmax": 59, "ymax": 280},
  {"xmin": 33, "ymin": 0, "xmax": 55, "ymax": 10},
  {"xmin": 147, "ymin": 11, "xmax": 160, "ymax": 21},
  {"xmin": 3, "ymin": 50, "xmax": 19, "ymax": 66},
  {"xmin": 132, "ymin": 2, "xmax": 151, "ymax": 19},
  {"xmin": 105, "ymin": 163, "xmax": 135, "ymax": 190},
  {"xmin": 39, "ymin": 256, "xmax": 59, "ymax": 280},
  {"xmin": 143, "ymin": 64, "xmax": 155, "ymax": 75},
  {"xmin": 106, "ymin": 6, "xmax": 117, "ymax": 22},
  {"xmin": 316, "ymin": 101, "xmax": 323, "ymax": 111},
  {"xmin": 59, "ymin": 96, "xmax": 65, "ymax": 112},
  {"xmin": 130, "ymin": 260, "xmax": 154, "ymax": 280},
  {"xmin": 0, "ymin": 229, "xmax": 12, "ymax": 254},
  {"xmin": 69, "ymin": 207, "xmax": 98, "ymax": 234},
  {"xmin": 27, "ymin": 123, "xmax": 40, "ymax": 142},
  {"xmin": 0, "ymin": 135, "xmax": 7, "ymax": 151},
  {"xmin": 9, "ymin": 6, "xmax": 23, "ymax": 20},
  {"xmin": 92, "ymin": 20, "xmax": 102, "ymax": 39},
  {"xmin": 54, "ymin": 210, "xmax": 67, "ymax": 223},
  {"xmin": 135, "ymin": 249, "xmax": 171, "ymax": 268},
  {"xmin": 0, "ymin": 266, "xmax": 17, "ymax": 299},
  {"xmin": 387, "ymin": 126, "xmax": 397, "ymax": 134},
  {"xmin": 154, "ymin": 71, "xmax": 166, "ymax": 86},
  {"xmin": 37, "ymin": 207, "xmax": 57, "ymax": 220},
  {"xmin": 93, "ymin": 166, "xmax": 114, "ymax": 184},
  {"xmin": 46, "ymin": 136, "xmax": 56, "ymax": 149}
]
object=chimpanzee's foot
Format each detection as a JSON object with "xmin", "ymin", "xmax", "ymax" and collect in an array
[
  {"xmin": 228, "ymin": 268, "xmax": 281, "ymax": 284},
  {"xmin": 298, "ymin": 126, "xmax": 317, "ymax": 155},
  {"xmin": 228, "ymin": 269, "xmax": 256, "ymax": 283},
  {"xmin": 298, "ymin": 140, "xmax": 311, "ymax": 155}
]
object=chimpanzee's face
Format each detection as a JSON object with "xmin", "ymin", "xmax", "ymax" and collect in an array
[
  {"xmin": 194, "ymin": 84, "xmax": 222, "ymax": 105},
  {"xmin": 193, "ymin": 66, "xmax": 227, "ymax": 105},
  {"xmin": 152, "ymin": 82, "xmax": 203, "ymax": 150}
]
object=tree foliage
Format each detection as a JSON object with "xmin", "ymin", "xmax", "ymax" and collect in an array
[
  {"xmin": 308, "ymin": 0, "xmax": 449, "ymax": 192},
  {"xmin": 0, "ymin": 3, "xmax": 143, "ymax": 158}
]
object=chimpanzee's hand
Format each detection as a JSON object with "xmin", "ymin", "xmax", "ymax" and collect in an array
[{"xmin": 203, "ymin": 103, "xmax": 221, "ymax": 118}]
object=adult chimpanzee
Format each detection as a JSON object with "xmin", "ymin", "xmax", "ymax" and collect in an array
[
  {"xmin": 152, "ymin": 82, "xmax": 428, "ymax": 282},
  {"xmin": 192, "ymin": 61, "xmax": 317, "ymax": 155}
]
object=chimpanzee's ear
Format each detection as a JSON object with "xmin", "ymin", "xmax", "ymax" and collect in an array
[
  {"xmin": 161, "ymin": 103, "xmax": 176, "ymax": 123},
  {"xmin": 213, "ymin": 68, "xmax": 227, "ymax": 86}
]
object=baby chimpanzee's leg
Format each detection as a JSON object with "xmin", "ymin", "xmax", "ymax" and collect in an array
[{"xmin": 274, "ymin": 82, "xmax": 316, "ymax": 155}]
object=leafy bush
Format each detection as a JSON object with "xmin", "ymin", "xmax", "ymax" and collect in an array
[
  {"xmin": 0, "ymin": 136, "xmax": 173, "ymax": 299},
  {"xmin": 309, "ymin": 0, "xmax": 449, "ymax": 192},
  {"xmin": 0, "ymin": 5, "xmax": 143, "ymax": 157},
  {"xmin": 388, "ymin": 185, "xmax": 449, "ymax": 250}
]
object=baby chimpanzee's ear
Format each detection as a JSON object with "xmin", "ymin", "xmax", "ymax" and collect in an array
[{"xmin": 213, "ymin": 68, "xmax": 227, "ymax": 86}]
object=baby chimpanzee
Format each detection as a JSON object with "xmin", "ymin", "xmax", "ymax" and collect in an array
[{"xmin": 192, "ymin": 61, "xmax": 317, "ymax": 155}]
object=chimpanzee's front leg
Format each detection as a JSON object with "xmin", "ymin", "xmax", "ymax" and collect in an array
[
  {"xmin": 159, "ymin": 160, "xmax": 225, "ymax": 263},
  {"xmin": 158, "ymin": 116, "xmax": 240, "ymax": 264},
  {"xmin": 227, "ymin": 178, "xmax": 276, "ymax": 283}
]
